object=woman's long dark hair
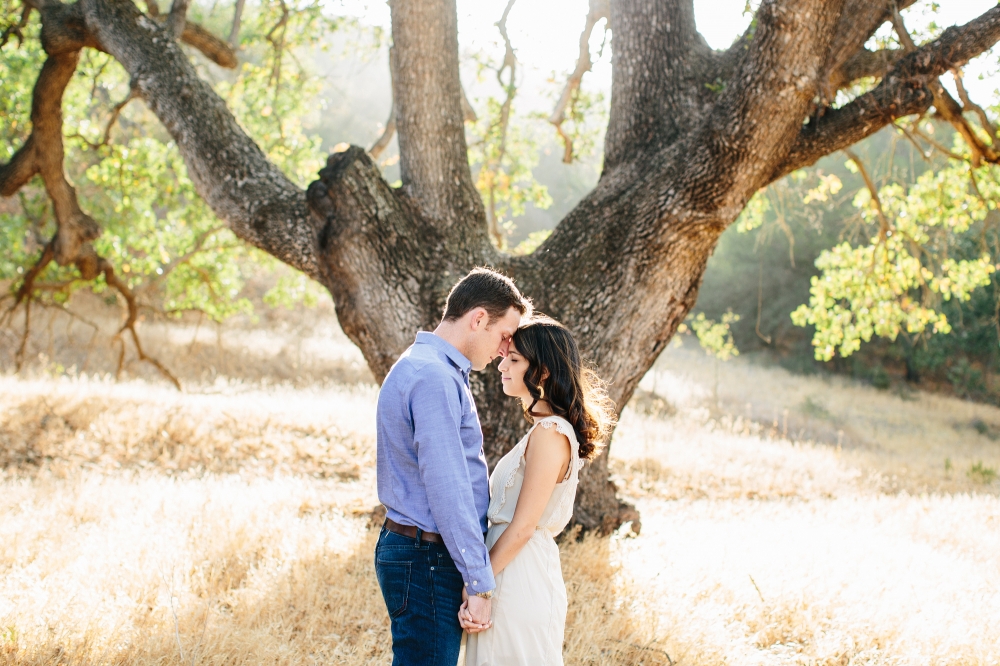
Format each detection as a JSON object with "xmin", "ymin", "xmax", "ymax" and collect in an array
[{"xmin": 511, "ymin": 316, "xmax": 616, "ymax": 461}]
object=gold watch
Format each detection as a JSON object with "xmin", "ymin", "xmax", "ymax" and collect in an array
[{"xmin": 474, "ymin": 589, "xmax": 494, "ymax": 599}]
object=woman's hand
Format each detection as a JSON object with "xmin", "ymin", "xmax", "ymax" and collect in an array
[
  {"xmin": 458, "ymin": 588, "xmax": 492, "ymax": 633},
  {"xmin": 458, "ymin": 600, "xmax": 492, "ymax": 633}
]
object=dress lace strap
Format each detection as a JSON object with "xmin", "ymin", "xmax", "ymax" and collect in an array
[{"xmin": 535, "ymin": 416, "xmax": 580, "ymax": 482}]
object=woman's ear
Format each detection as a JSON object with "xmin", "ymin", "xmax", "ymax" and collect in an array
[{"xmin": 540, "ymin": 367, "xmax": 550, "ymax": 382}]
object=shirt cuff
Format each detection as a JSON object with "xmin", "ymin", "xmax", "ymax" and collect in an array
[{"xmin": 463, "ymin": 565, "xmax": 496, "ymax": 595}]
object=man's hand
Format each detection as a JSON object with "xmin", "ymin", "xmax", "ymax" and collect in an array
[{"xmin": 458, "ymin": 589, "xmax": 492, "ymax": 633}]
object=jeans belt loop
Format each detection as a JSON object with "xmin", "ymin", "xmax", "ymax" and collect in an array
[{"xmin": 415, "ymin": 526, "xmax": 422, "ymax": 546}]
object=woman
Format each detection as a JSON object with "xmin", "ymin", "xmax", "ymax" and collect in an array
[{"xmin": 460, "ymin": 316, "xmax": 616, "ymax": 665}]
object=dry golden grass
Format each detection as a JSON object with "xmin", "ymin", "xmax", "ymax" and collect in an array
[
  {"xmin": 0, "ymin": 376, "xmax": 666, "ymax": 665},
  {"xmin": 2, "ymin": 313, "xmax": 1000, "ymax": 665},
  {"xmin": 647, "ymin": 344, "xmax": 1000, "ymax": 495}
]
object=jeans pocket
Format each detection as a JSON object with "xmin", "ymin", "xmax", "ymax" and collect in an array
[{"xmin": 375, "ymin": 559, "xmax": 412, "ymax": 619}]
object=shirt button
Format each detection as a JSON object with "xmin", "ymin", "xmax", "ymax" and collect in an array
[
  {"xmin": 461, "ymin": 549, "xmax": 466, "ymax": 553},
  {"xmin": 473, "ymin": 581, "xmax": 478, "ymax": 585}
]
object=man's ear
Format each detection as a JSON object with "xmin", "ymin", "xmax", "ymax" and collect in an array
[{"xmin": 469, "ymin": 307, "xmax": 488, "ymax": 331}]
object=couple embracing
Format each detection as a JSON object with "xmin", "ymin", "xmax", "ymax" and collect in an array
[{"xmin": 375, "ymin": 267, "xmax": 615, "ymax": 665}]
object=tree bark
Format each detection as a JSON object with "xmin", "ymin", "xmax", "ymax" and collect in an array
[{"xmin": 6, "ymin": 0, "xmax": 1000, "ymax": 532}]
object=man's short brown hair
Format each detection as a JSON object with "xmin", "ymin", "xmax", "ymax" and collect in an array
[{"xmin": 442, "ymin": 268, "xmax": 532, "ymax": 323}]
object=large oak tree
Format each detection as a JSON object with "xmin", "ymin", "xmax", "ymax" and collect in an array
[{"xmin": 3, "ymin": 0, "xmax": 1000, "ymax": 532}]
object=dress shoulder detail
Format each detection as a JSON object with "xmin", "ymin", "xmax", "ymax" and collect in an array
[{"xmin": 534, "ymin": 416, "xmax": 577, "ymax": 443}]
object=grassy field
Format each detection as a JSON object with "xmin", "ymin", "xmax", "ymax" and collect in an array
[{"xmin": 2, "ymin": 303, "xmax": 999, "ymax": 665}]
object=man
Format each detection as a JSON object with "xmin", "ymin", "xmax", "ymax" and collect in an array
[{"xmin": 375, "ymin": 267, "xmax": 532, "ymax": 665}]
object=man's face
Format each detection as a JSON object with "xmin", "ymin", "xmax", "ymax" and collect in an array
[{"xmin": 469, "ymin": 307, "xmax": 522, "ymax": 371}]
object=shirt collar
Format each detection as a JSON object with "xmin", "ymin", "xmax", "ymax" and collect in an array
[{"xmin": 415, "ymin": 331, "xmax": 472, "ymax": 378}]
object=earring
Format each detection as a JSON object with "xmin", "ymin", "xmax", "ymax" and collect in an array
[{"xmin": 538, "ymin": 384, "xmax": 545, "ymax": 401}]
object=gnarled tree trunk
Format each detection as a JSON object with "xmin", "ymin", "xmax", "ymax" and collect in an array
[{"xmin": 5, "ymin": 0, "xmax": 1000, "ymax": 531}]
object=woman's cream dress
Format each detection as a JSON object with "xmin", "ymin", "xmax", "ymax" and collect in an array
[{"xmin": 464, "ymin": 415, "xmax": 583, "ymax": 666}]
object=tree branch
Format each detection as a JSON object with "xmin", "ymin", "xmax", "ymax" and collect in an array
[
  {"xmin": 893, "ymin": 118, "xmax": 933, "ymax": 160},
  {"xmin": 181, "ymin": 20, "xmax": 238, "ymax": 69},
  {"xmin": 228, "ymin": 0, "xmax": 245, "ymax": 47},
  {"xmin": 815, "ymin": 0, "xmax": 918, "ymax": 104},
  {"xmin": 0, "ymin": 137, "xmax": 38, "ymax": 196},
  {"xmin": 265, "ymin": 0, "xmax": 289, "ymax": 92},
  {"xmin": 707, "ymin": 0, "xmax": 848, "ymax": 189},
  {"xmin": 25, "ymin": 50, "xmax": 102, "ymax": 265},
  {"xmin": 953, "ymin": 68, "xmax": 999, "ymax": 144},
  {"xmin": 843, "ymin": 148, "xmax": 891, "ymax": 240},
  {"xmin": 67, "ymin": 84, "xmax": 138, "ymax": 149},
  {"xmin": 830, "ymin": 48, "xmax": 903, "ymax": 90},
  {"xmin": 369, "ymin": 45, "xmax": 397, "ymax": 160},
  {"xmin": 369, "ymin": 106, "xmax": 396, "ymax": 160},
  {"xmin": 0, "ymin": 3, "xmax": 32, "ymax": 48},
  {"xmin": 389, "ymin": 0, "xmax": 486, "ymax": 230},
  {"xmin": 891, "ymin": 5, "xmax": 998, "ymax": 166},
  {"xmin": 83, "ymin": 0, "xmax": 323, "ymax": 281},
  {"xmin": 460, "ymin": 83, "xmax": 477, "ymax": 123},
  {"xmin": 369, "ymin": 44, "xmax": 474, "ymax": 162},
  {"xmin": 98, "ymin": 252, "xmax": 182, "ymax": 389},
  {"xmin": 548, "ymin": 0, "xmax": 608, "ymax": 164},
  {"xmin": 484, "ymin": 0, "xmax": 518, "ymax": 246},
  {"xmin": 603, "ymin": 0, "xmax": 699, "ymax": 171},
  {"xmin": 772, "ymin": 4, "xmax": 1000, "ymax": 180},
  {"xmin": 0, "ymin": 239, "xmax": 53, "ymax": 369},
  {"xmin": 166, "ymin": 0, "xmax": 188, "ymax": 39}
]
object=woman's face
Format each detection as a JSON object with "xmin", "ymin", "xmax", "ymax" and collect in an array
[{"xmin": 497, "ymin": 342, "xmax": 531, "ymax": 401}]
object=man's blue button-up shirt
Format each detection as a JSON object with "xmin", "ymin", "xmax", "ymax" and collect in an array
[{"xmin": 376, "ymin": 331, "xmax": 495, "ymax": 594}]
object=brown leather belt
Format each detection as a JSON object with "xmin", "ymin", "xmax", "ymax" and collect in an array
[{"xmin": 384, "ymin": 517, "xmax": 444, "ymax": 543}]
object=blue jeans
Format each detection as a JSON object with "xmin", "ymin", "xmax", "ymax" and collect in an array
[{"xmin": 375, "ymin": 525, "xmax": 465, "ymax": 666}]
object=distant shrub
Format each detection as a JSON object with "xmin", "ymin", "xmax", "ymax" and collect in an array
[
  {"xmin": 870, "ymin": 365, "xmax": 891, "ymax": 390},
  {"xmin": 968, "ymin": 461, "xmax": 998, "ymax": 484},
  {"xmin": 948, "ymin": 359, "xmax": 986, "ymax": 399}
]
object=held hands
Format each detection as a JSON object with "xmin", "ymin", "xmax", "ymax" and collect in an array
[{"xmin": 458, "ymin": 586, "xmax": 493, "ymax": 633}]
